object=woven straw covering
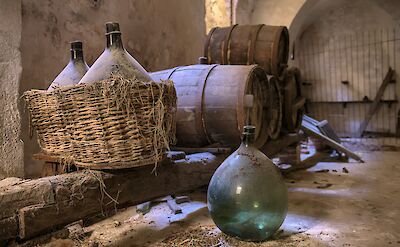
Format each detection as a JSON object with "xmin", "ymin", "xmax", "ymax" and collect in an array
[{"xmin": 23, "ymin": 76, "xmax": 176, "ymax": 169}]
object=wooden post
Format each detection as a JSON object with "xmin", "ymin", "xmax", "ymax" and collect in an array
[{"xmin": 357, "ymin": 67, "xmax": 395, "ymax": 137}]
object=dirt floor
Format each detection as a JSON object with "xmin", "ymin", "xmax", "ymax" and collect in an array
[{"xmin": 46, "ymin": 150, "xmax": 400, "ymax": 247}]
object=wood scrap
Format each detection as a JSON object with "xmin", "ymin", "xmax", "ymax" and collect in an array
[
  {"xmin": 260, "ymin": 132, "xmax": 306, "ymax": 157},
  {"xmin": 136, "ymin": 202, "xmax": 152, "ymax": 215},
  {"xmin": 137, "ymin": 194, "xmax": 190, "ymax": 215},
  {"xmin": 0, "ymin": 216, "xmax": 18, "ymax": 241},
  {"xmin": 301, "ymin": 122, "xmax": 363, "ymax": 162},
  {"xmin": 357, "ymin": 67, "xmax": 395, "ymax": 137},
  {"xmin": 8, "ymin": 228, "xmax": 70, "ymax": 247},
  {"xmin": 166, "ymin": 196, "xmax": 182, "ymax": 214},
  {"xmin": 166, "ymin": 151, "xmax": 186, "ymax": 161},
  {"xmin": 280, "ymin": 152, "xmax": 342, "ymax": 173},
  {"xmin": 175, "ymin": 196, "xmax": 190, "ymax": 204},
  {"xmin": 303, "ymin": 115, "xmax": 341, "ymax": 143},
  {"xmin": 171, "ymin": 147, "xmax": 231, "ymax": 154},
  {"xmin": 316, "ymin": 183, "xmax": 333, "ymax": 189},
  {"xmin": 315, "ymin": 169, "xmax": 330, "ymax": 173},
  {"xmin": 316, "ymin": 120, "xmax": 341, "ymax": 143},
  {"xmin": 0, "ymin": 177, "xmax": 54, "ymax": 219}
]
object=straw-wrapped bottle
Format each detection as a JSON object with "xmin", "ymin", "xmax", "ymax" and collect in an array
[
  {"xmin": 48, "ymin": 41, "xmax": 89, "ymax": 91},
  {"xmin": 79, "ymin": 22, "xmax": 151, "ymax": 84}
]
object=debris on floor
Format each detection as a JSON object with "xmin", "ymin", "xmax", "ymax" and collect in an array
[{"xmin": 32, "ymin": 151, "xmax": 399, "ymax": 247}]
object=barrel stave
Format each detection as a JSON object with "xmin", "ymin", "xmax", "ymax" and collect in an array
[
  {"xmin": 150, "ymin": 65, "xmax": 270, "ymax": 148},
  {"xmin": 205, "ymin": 24, "xmax": 289, "ymax": 77}
]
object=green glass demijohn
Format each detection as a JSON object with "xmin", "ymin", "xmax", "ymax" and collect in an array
[{"xmin": 207, "ymin": 125, "xmax": 288, "ymax": 241}]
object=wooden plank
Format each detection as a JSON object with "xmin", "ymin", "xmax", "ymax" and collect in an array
[
  {"xmin": 303, "ymin": 115, "xmax": 320, "ymax": 125},
  {"xmin": 303, "ymin": 115, "xmax": 341, "ymax": 143},
  {"xmin": 175, "ymin": 196, "xmax": 190, "ymax": 204},
  {"xmin": 35, "ymin": 151, "xmax": 186, "ymax": 163},
  {"xmin": 18, "ymin": 152, "xmax": 227, "ymax": 239},
  {"xmin": 166, "ymin": 151, "xmax": 186, "ymax": 161},
  {"xmin": 32, "ymin": 153, "xmax": 61, "ymax": 163},
  {"xmin": 280, "ymin": 152, "xmax": 342, "ymax": 173},
  {"xmin": 166, "ymin": 196, "xmax": 182, "ymax": 214},
  {"xmin": 171, "ymin": 147, "xmax": 231, "ymax": 154},
  {"xmin": 317, "ymin": 120, "xmax": 341, "ymax": 144},
  {"xmin": 34, "ymin": 151, "xmax": 187, "ymax": 166},
  {"xmin": 0, "ymin": 177, "xmax": 54, "ymax": 220},
  {"xmin": 356, "ymin": 67, "xmax": 395, "ymax": 137},
  {"xmin": 0, "ymin": 216, "xmax": 18, "ymax": 241},
  {"xmin": 13, "ymin": 228, "xmax": 70, "ymax": 247},
  {"xmin": 301, "ymin": 123, "xmax": 364, "ymax": 162},
  {"xmin": 260, "ymin": 132, "xmax": 306, "ymax": 157}
]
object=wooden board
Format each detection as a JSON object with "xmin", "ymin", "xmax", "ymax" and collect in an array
[
  {"xmin": 260, "ymin": 132, "xmax": 306, "ymax": 157},
  {"xmin": 0, "ymin": 216, "xmax": 18, "ymax": 241},
  {"xmin": 0, "ymin": 177, "xmax": 54, "ymax": 219},
  {"xmin": 17, "ymin": 152, "xmax": 226, "ymax": 239},
  {"xmin": 301, "ymin": 123, "xmax": 364, "ymax": 162},
  {"xmin": 171, "ymin": 147, "xmax": 231, "ymax": 154},
  {"xmin": 303, "ymin": 115, "xmax": 341, "ymax": 143},
  {"xmin": 357, "ymin": 67, "xmax": 395, "ymax": 137}
]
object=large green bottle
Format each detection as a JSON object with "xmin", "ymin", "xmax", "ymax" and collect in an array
[{"xmin": 207, "ymin": 126, "xmax": 288, "ymax": 241}]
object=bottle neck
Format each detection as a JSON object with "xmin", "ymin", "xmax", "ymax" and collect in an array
[
  {"xmin": 242, "ymin": 133, "xmax": 255, "ymax": 147},
  {"xmin": 106, "ymin": 32, "xmax": 124, "ymax": 49},
  {"xmin": 70, "ymin": 49, "xmax": 83, "ymax": 62}
]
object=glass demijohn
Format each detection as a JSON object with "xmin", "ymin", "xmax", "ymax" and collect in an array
[
  {"xmin": 207, "ymin": 126, "xmax": 288, "ymax": 241},
  {"xmin": 48, "ymin": 41, "xmax": 89, "ymax": 91},
  {"xmin": 78, "ymin": 22, "xmax": 151, "ymax": 84}
]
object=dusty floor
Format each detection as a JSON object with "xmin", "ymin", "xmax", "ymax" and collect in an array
[{"xmin": 50, "ymin": 150, "xmax": 400, "ymax": 247}]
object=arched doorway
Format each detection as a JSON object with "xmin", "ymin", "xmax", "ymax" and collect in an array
[
  {"xmin": 293, "ymin": 0, "xmax": 400, "ymax": 140},
  {"xmin": 234, "ymin": 0, "xmax": 400, "ymax": 142}
]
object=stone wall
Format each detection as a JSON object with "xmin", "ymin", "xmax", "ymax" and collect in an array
[
  {"xmin": 0, "ymin": 0, "xmax": 24, "ymax": 179},
  {"xmin": 205, "ymin": 0, "xmax": 232, "ymax": 33},
  {"xmin": 249, "ymin": 0, "xmax": 306, "ymax": 27},
  {"xmin": 233, "ymin": 0, "xmax": 255, "ymax": 25},
  {"xmin": 0, "ymin": 0, "xmax": 206, "ymax": 178}
]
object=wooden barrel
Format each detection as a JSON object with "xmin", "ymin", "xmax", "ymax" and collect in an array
[
  {"xmin": 150, "ymin": 64, "xmax": 270, "ymax": 148},
  {"xmin": 281, "ymin": 67, "xmax": 305, "ymax": 133},
  {"xmin": 267, "ymin": 75, "xmax": 282, "ymax": 139},
  {"xmin": 204, "ymin": 24, "xmax": 289, "ymax": 77}
]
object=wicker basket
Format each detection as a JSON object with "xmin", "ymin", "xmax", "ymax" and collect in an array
[{"xmin": 23, "ymin": 76, "xmax": 176, "ymax": 169}]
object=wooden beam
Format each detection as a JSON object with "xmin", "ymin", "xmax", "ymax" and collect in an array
[
  {"xmin": 301, "ymin": 124, "xmax": 363, "ymax": 162},
  {"xmin": 357, "ymin": 67, "xmax": 395, "ymax": 137},
  {"xmin": 17, "ymin": 152, "xmax": 227, "ymax": 239},
  {"xmin": 171, "ymin": 147, "xmax": 231, "ymax": 154},
  {"xmin": 280, "ymin": 152, "xmax": 345, "ymax": 173},
  {"xmin": 0, "ymin": 216, "xmax": 18, "ymax": 241},
  {"xmin": 260, "ymin": 132, "xmax": 306, "ymax": 157},
  {"xmin": 4, "ymin": 133, "xmax": 314, "ymax": 240},
  {"xmin": 303, "ymin": 115, "xmax": 341, "ymax": 144},
  {"xmin": 0, "ymin": 177, "xmax": 54, "ymax": 219}
]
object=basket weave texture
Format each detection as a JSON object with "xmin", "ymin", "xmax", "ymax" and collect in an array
[{"xmin": 23, "ymin": 76, "xmax": 176, "ymax": 169}]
